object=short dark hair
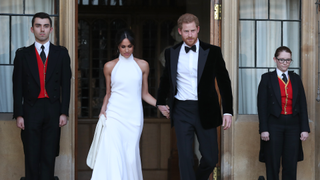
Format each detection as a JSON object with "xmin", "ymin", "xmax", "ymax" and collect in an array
[
  {"xmin": 177, "ymin": 13, "xmax": 199, "ymax": 29},
  {"xmin": 274, "ymin": 46, "xmax": 292, "ymax": 58},
  {"xmin": 115, "ymin": 28, "xmax": 135, "ymax": 47},
  {"xmin": 32, "ymin": 12, "xmax": 52, "ymax": 27}
]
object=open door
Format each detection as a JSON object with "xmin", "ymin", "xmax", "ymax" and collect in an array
[{"xmin": 211, "ymin": 0, "xmax": 222, "ymax": 179}]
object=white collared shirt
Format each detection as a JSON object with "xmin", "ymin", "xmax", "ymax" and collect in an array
[
  {"xmin": 276, "ymin": 68, "xmax": 289, "ymax": 81},
  {"xmin": 35, "ymin": 41, "xmax": 50, "ymax": 58},
  {"xmin": 175, "ymin": 39, "xmax": 199, "ymax": 100}
]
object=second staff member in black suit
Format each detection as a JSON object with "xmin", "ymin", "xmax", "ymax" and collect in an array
[
  {"xmin": 157, "ymin": 13, "xmax": 233, "ymax": 180},
  {"xmin": 13, "ymin": 12, "xmax": 72, "ymax": 180},
  {"xmin": 257, "ymin": 46, "xmax": 310, "ymax": 180}
]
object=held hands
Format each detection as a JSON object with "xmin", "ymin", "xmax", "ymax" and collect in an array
[
  {"xmin": 222, "ymin": 114, "xmax": 232, "ymax": 130},
  {"xmin": 261, "ymin": 131, "xmax": 270, "ymax": 141},
  {"xmin": 158, "ymin": 105, "xmax": 170, "ymax": 119}
]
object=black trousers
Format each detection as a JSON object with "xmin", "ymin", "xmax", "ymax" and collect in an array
[
  {"xmin": 22, "ymin": 98, "xmax": 61, "ymax": 180},
  {"xmin": 173, "ymin": 99, "xmax": 218, "ymax": 180},
  {"xmin": 264, "ymin": 114, "xmax": 300, "ymax": 180}
]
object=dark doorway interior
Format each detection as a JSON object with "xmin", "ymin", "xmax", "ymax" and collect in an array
[{"xmin": 77, "ymin": 1, "xmax": 185, "ymax": 179}]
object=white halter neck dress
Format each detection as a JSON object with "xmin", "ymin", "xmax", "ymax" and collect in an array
[{"xmin": 91, "ymin": 54, "xmax": 143, "ymax": 180}]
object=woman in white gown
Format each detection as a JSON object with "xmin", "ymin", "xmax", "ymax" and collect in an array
[{"xmin": 90, "ymin": 29, "xmax": 169, "ymax": 180}]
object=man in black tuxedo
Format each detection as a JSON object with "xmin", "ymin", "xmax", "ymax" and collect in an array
[
  {"xmin": 257, "ymin": 46, "xmax": 310, "ymax": 180},
  {"xmin": 12, "ymin": 12, "xmax": 71, "ymax": 180},
  {"xmin": 156, "ymin": 13, "xmax": 233, "ymax": 180}
]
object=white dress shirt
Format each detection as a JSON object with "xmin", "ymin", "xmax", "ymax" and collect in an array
[
  {"xmin": 174, "ymin": 40, "xmax": 232, "ymax": 117},
  {"xmin": 276, "ymin": 68, "xmax": 289, "ymax": 81},
  {"xmin": 35, "ymin": 41, "xmax": 50, "ymax": 59},
  {"xmin": 175, "ymin": 40, "xmax": 200, "ymax": 101}
]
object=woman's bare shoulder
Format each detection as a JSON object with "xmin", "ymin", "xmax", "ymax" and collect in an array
[
  {"xmin": 134, "ymin": 58, "xmax": 149, "ymax": 69},
  {"xmin": 104, "ymin": 58, "xmax": 119, "ymax": 71}
]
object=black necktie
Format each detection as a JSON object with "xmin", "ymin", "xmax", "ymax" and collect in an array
[
  {"xmin": 40, "ymin": 45, "xmax": 46, "ymax": 63},
  {"xmin": 185, "ymin": 45, "xmax": 196, "ymax": 53},
  {"xmin": 282, "ymin": 73, "xmax": 287, "ymax": 83}
]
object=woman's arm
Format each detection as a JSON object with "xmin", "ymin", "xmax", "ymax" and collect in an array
[
  {"xmin": 136, "ymin": 58, "xmax": 170, "ymax": 118},
  {"xmin": 138, "ymin": 59, "xmax": 157, "ymax": 107},
  {"xmin": 99, "ymin": 59, "xmax": 117, "ymax": 117}
]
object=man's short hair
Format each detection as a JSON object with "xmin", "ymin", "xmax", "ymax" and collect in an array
[
  {"xmin": 32, "ymin": 12, "xmax": 52, "ymax": 27},
  {"xmin": 177, "ymin": 13, "xmax": 199, "ymax": 29}
]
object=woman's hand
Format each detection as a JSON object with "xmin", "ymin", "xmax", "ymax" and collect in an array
[
  {"xmin": 300, "ymin": 132, "xmax": 309, "ymax": 141},
  {"xmin": 99, "ymin": 111, "xmax": 106, "ymax": 118},
  {"xmin": 261, "ymin": 131, "xmax": 270, "ymax": 141},
  {"xmin": 158, "ymin": 105, "xmax": 170, "ymax": 119}
]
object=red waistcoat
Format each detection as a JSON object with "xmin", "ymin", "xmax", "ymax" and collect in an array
[
  {"xmin": 35, "ymin": 47, "xmax": 49, "ymax": 98},
  {"xmin": 278, "ymin": 77, "xmax": 292, "ymax": 114}
]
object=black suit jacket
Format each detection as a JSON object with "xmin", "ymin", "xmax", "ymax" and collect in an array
[
  {"xmin": 156, "ymin": 41, "xmax": 233, "ymax": 129},
  {"xmin": 257, "ymin": 70, "xmax": 310, "ymax": 133},
  {"xmin": 13, "ymin": 43, "xmax": 72, "ymax": 118},
  {"xmin": 257, "ymin": 70, "xmax": 310, "ymax": 162}
]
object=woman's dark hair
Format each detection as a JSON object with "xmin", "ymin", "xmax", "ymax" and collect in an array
[
  {"xmin": 32, "ymin": 12, "xmax": 52, "ymax": 27},
  {"xmin": 274, "ymin": 46, "xmax": 292, "ymax": 58},
  {"xmin": 115, "ymin": 28, "xmax": 135, "ymax": 47}
]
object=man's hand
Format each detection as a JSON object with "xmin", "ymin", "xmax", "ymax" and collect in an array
[
  {"xmin": 300, "ymin": 132, "xmax": 309, "ymax": 141},
  {"xmin": 222, "ymin": 114, "xmax": 232, "ymax": 130},
  {"xmin": 59, "ymin": 114, "xmax": 68, "ymax": 127},
  {"xmin": 261, "ymin": 131, "xmax": 270, "ymax": 141},
  {"xmin": 16, "ymin": 116, "xmax": 25, "ymax": 130},
  {"xmin": 158, "ymin": 105, "xmax": 170, "ymax": 119}
]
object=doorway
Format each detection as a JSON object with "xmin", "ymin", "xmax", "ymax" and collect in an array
[{"xmin": 76, "ymin": 1, "xmax": 185, "ymax": 179}]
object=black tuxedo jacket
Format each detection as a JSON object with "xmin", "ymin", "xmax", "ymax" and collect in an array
[
  {"xmin": 156, "ymin": 41, "xmax": 233, "ymax": 129},
  {"xmin": 257, "ymin": 70, "xmax": 310, "ymax": 162},
  {"xmin": 257, "ymin": 70, "xmax": 310, "ymax": 133},
  {"xmin": 13, "ymin": 43, "xmax": 71, "ymax": 118}
]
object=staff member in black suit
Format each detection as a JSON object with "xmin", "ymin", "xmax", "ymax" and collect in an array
[
  {"xmin": 12, "ymin": 12, "xmax": 71, "ymax": 180},
  {"xmin": 156, "ymin": 13, "xmax": 233, "ymax": 180},
  {"xmin": 258, "ymin": 46, "xmax": 310, "ymax": 180}
]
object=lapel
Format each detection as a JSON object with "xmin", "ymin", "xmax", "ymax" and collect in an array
[
  {"xmin": 170, "ymin": 42, "xmax": 182, "ymax": 89},
  {"xmin": 45, "ymin": 43, "xmax": 58, "ymax": 82},
  {"xmin": 197, "ymin": 41, "xmax": 209, "ymax": 83},
  {"xmin": 270, "ymin": 70, "xmax": 282, "ymax": 106},
  {"xmin": 26, "ymin": 44, "xmax": 40, "ymax": 87},
  {"xmin": 170, "ymin": 41, "xmax": 210, "ymax": 87},
  {"xmin": 289, "ymin": 71, "xmax": 298, "ymax": 106}
]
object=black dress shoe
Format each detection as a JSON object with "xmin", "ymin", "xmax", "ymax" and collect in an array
[{"xmin": 258, "ymin": 176, "xmax": 265, "ymax": 180}]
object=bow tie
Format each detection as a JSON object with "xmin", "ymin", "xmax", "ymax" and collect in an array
[{"xmin": 185, "ymin": 45, "xmax": 196, "ymax": 53}]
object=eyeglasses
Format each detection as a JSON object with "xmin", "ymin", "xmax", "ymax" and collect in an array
[{"xmin": 276, "ymin": 58, "xmax": 292, "ymax": 64}]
